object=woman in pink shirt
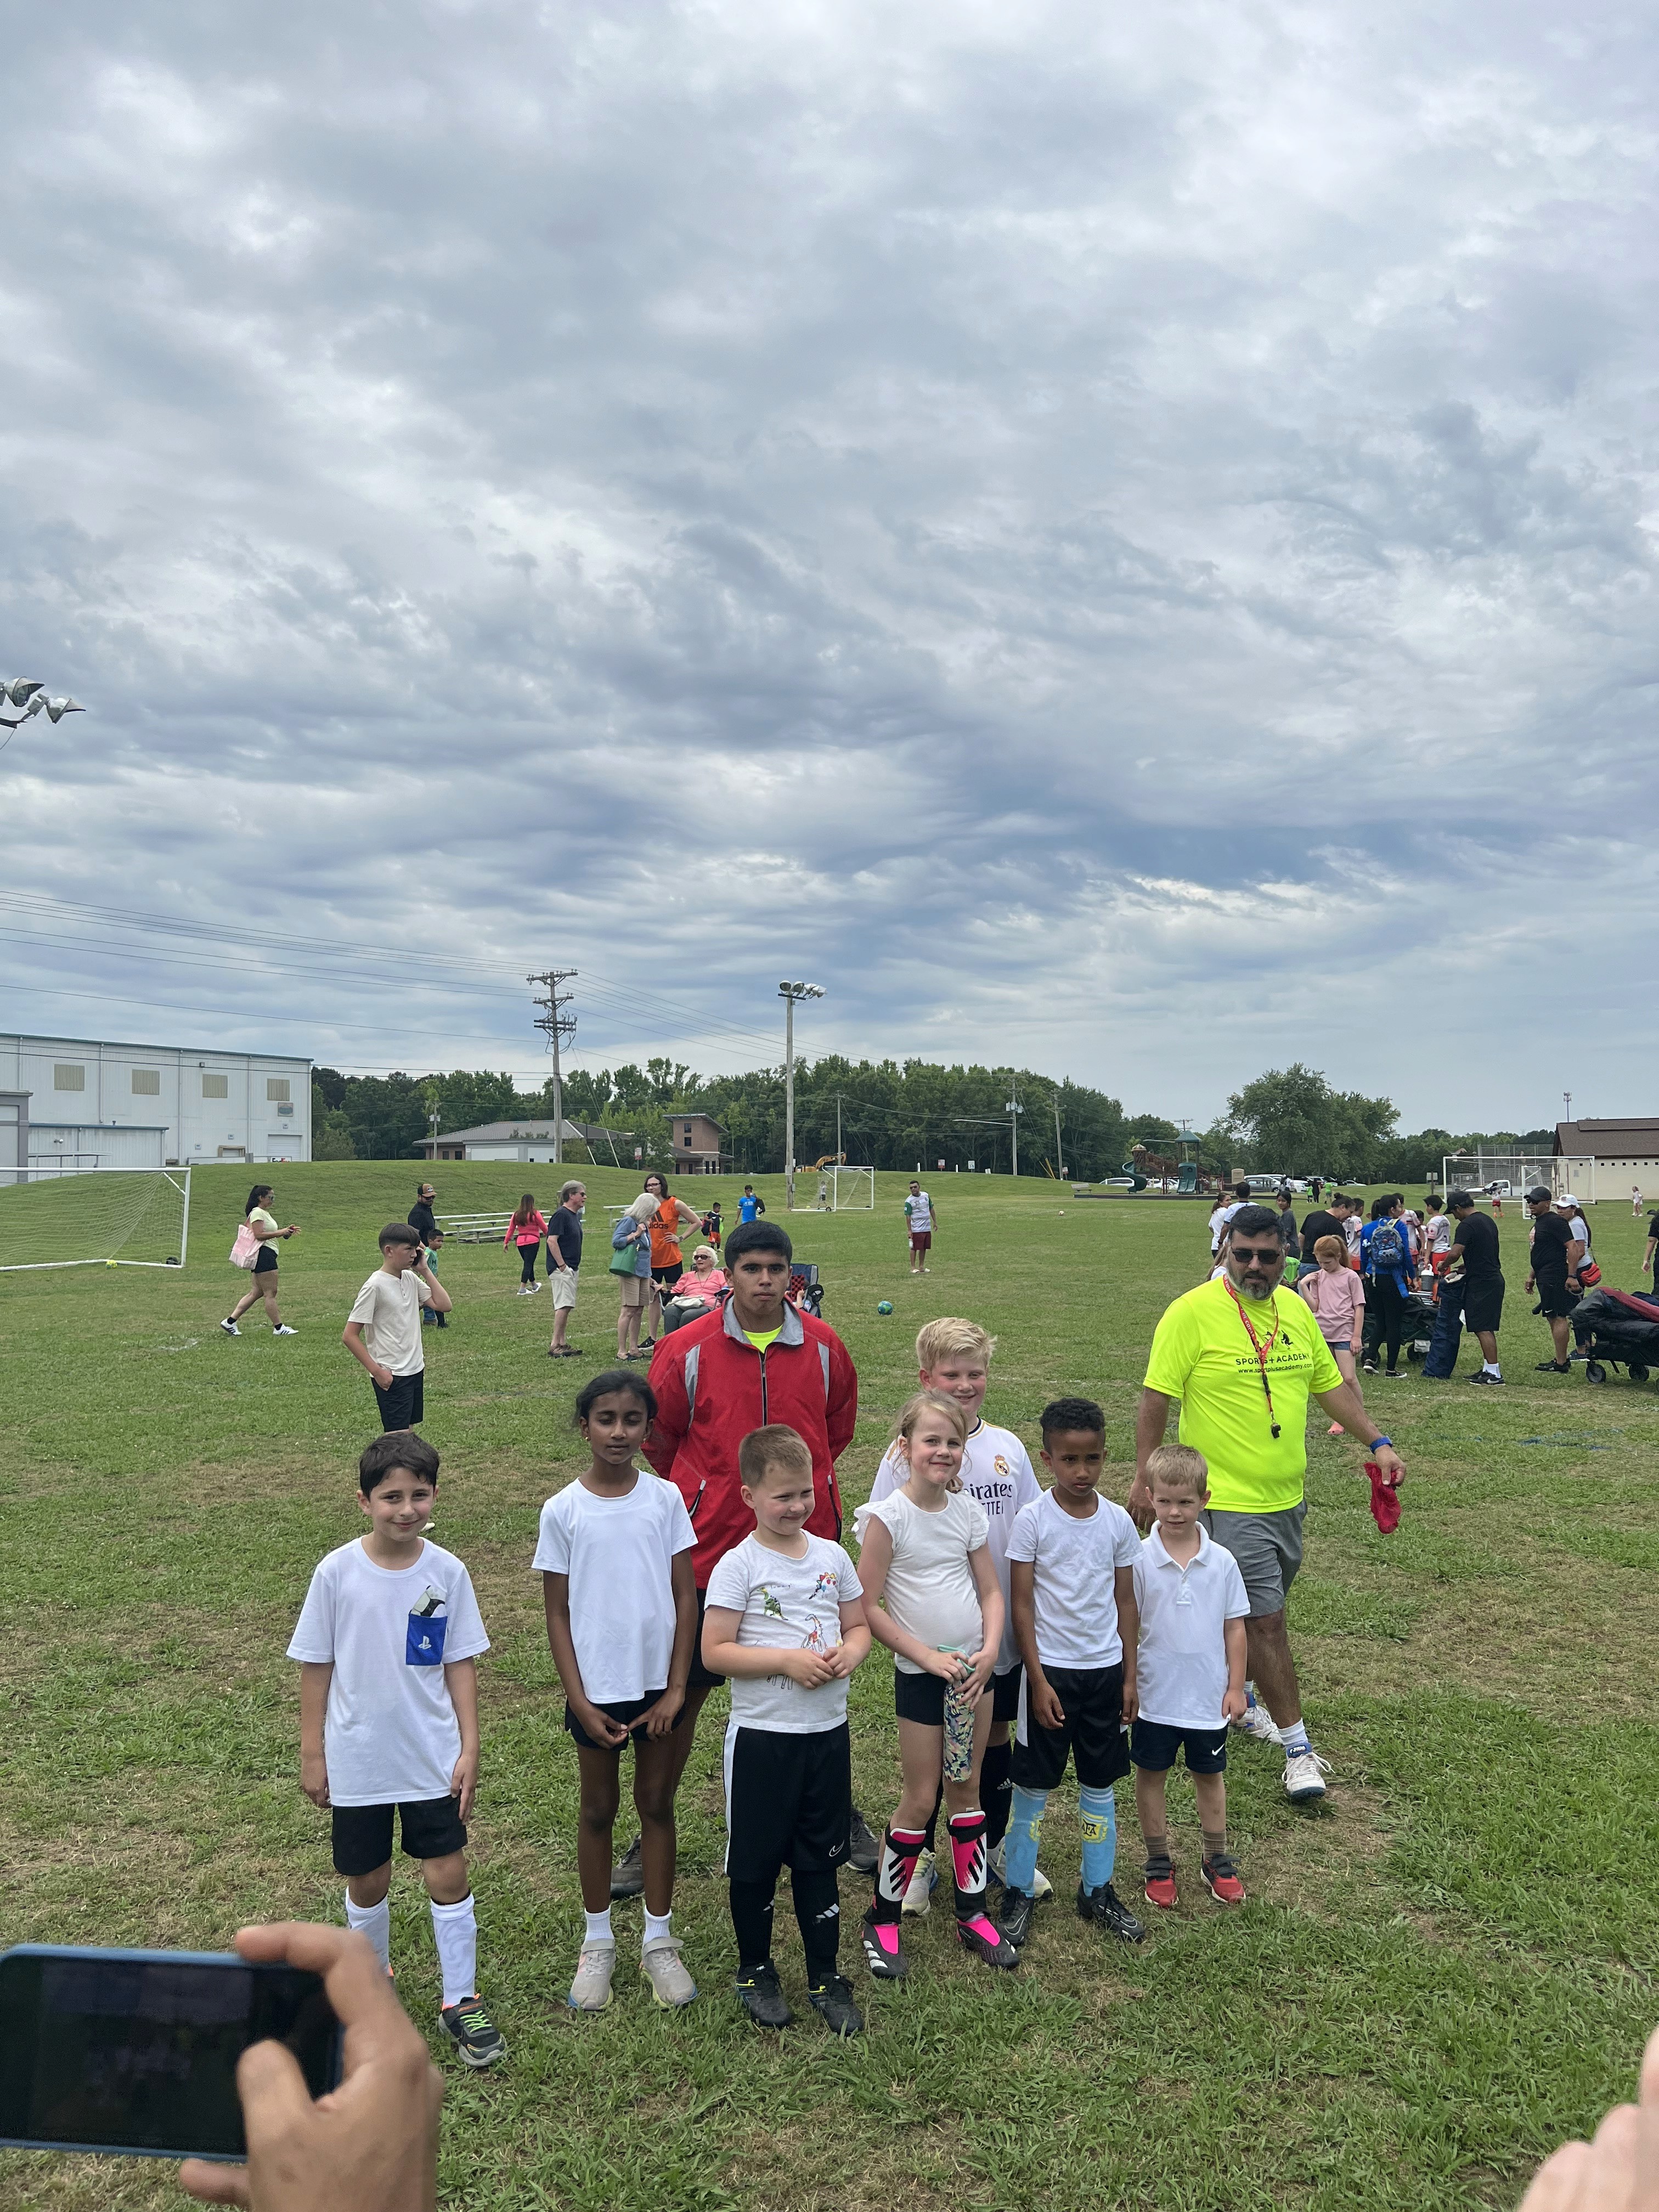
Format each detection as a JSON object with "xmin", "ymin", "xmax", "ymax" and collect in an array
[
  {"xmin": 661, "ymin": 1244, "xmax": 727, "ymax": 1332},
  {"xmin": 504, "ymin": 1193, "xmax": 549, "ymax": 1294},
  {"xmin": 1299, "ymin": 1233, "xmax": 1365, "ymax": 1436}
]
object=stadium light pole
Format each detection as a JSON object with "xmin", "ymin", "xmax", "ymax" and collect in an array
[
  {"xmin": 1005, "ymin": 1088, "xmax": 1023, "ymax": 1180},
  {"xmin": 779, "ymin": 981, "xmax": 825, "ymax": 1210}
]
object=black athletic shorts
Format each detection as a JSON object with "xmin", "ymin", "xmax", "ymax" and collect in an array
[
  {"xmin": 253, "ymin": 1245, "xmax": 279, "ymax": 1276},
  {"xmin": 563, "ymin": 1689, "xmax": 688, "ymax": 1750},
  {"xmin": 1130, "ymin": 1718, "xmax": 1229, "ymax": 1776},
  {"xmin": 724, "ymin": 1722, "xmax": 851, "ymax": 1884},
  {"xmin": 685, "ymin": 1588, "xmax": 727, "ymax": 1690},
  {"xmin": 1462, "ymin": 1279, "xmax": 1505, "ymax": 1335},
  {"xmin": 331, "ymin": 1796, "xmax": 466, "ymax": 1876},
  {"xmin": 1534, "ymin": 1277, "xmax": 1579, "ymax": 1321},
  {"xmin": 991, "ymin": 1664, "xmax": 1023, "ymax": 1724},
  {"xmin": 651, "ymin": 1262, "xmax": 684, "ymax": 1290},
  {"xmin": 373, "ymin": 1369, "xmax": 424, "ymax": 1431},
  {"xmin": 1012, "ymin": 1663, "xmax": 1131, "ymax": 1792},
  {"xmin": 893, "ymin": 1668, "xmax": 989, "ymax": 1726}
]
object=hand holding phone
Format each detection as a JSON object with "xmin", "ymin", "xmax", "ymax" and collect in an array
[{"xmin": 181, "ymin": 1923, "xmax": 441, "ymax": 2212}]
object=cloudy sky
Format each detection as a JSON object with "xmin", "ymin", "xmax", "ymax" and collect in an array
[{"xmin": 4, "ymin": 0, "xmax": 1656, "ymax": 1130}]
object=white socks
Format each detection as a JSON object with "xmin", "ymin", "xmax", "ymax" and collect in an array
[
  {"xmin": 343, "ymin": 1891, "xmax": 390, "ymax": 1974},
  {"xmin": 1483, "ymin": 1360, "xmax": 1501, "ymax": 1376},
  {"xmin": 644, "ymin": 1909, "xmax": 673, "ymax": 1946},
  {"xmin": 584, "ymin": 1908, "xmax": 614, "ymax": 1944},
  {"xmin": 429, "ymin": 1893, "xmax": 479, "ymax": 2009}
]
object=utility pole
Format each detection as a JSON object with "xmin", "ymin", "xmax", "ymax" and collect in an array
[
  {"xmin": 836, "ymin": 1092, "xmax": 842, "ymax": 1165},
  {"xmin": 528, "ymin": 970, "xmax": 577, "ymax": 1164},
  {"xmin": 778, "ymin": 980, "xmax": 825, "ymax": 1210},
  {"xmin": 1005, "ymin": 1082, "xmax": 1023, "ymax": 1180},
  {"xmin": 1052, "ymin": 1087, "xmax": 1065, "ymax": 1180}
]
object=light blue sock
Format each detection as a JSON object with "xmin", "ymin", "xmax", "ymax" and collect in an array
[
  {"xmin": 1003, "ymin": 1786, "xmax": 1048, "ymax": 1895},
  {"xmin": 1079, "ymin": 1785, "xmax": 1118, "ymax": 1891}
]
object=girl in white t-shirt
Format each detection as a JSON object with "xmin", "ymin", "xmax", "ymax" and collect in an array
[
  {"xmin": 853, "ymin": 1392, "xmax": 1015, "ymax": 1978},
  {"xmin": 535, "ymin": 1368, "xmax": 699, "ymax": 2016}
]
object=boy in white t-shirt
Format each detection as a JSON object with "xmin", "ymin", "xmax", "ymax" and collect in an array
[
  {"xmin": 866, "ymin": 1316, "xmax": 1043, "ymax": 1908},
  {"xmin": 342, "ymin": 1222, "xmax": 452, "ymax": 1433},
  {"xmin": 703, "ymin": 1425, "xmax": 871, "ymax": 2035},
  {"xmin": 287, "ymin": 1430, "xmax": 503, "ymax": 2069},
  {"xmin": 1000, "ymin": 1397, "xmax": 1145, "ymax": 1952},
  {"xmin": 1131, "ymin": 1444, "xmax": 1251, "ymax": 1909},
  {"xmin": 536, "ymin": 1367, "xmax": 700, "ymax": 2016}
]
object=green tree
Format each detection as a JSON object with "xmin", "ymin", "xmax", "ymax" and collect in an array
[
  {"xmin": 311, "ymin": 1084, "xmax": 357, "ymax": 1161},
  {"xmin": 1224, "ymin": 1065, "xmax": 1398, "ymax": 1181}
]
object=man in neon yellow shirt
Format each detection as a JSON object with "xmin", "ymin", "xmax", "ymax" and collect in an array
[{"xmin": 1130, "ymin": 1204, "xmax": 1404, "ymax": 1804}]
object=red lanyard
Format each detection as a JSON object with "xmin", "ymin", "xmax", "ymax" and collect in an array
[{"xmin": 1224, "ymin": 1282, "xmax": 1283, "ymax": 1440}]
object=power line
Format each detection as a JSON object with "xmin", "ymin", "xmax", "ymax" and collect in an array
[{"xmin": 528, "ymin": 969, "xmax": 577, "ymax": 1164}]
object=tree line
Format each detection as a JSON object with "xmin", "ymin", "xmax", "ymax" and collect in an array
[{"xmin": 311, "ymin": 1056, "xmax": 1551, "ymax": 1187}]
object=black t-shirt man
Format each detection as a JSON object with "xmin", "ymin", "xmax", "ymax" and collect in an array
[
  {"xmin": 1530, "ymin": 1211, "xmax": 1574, "ymax": 1288},
  {"xmin": 548, "ymin": 1204, "xmax": 584, "ymax": 1271},
  {"xmin": 1453, "ymin": 1210, "xmax": 1502, "ymax": 1281},
  {"xmin": 1300, "ymin": 1207, "xmax": 1344, "ymax": 1263}
]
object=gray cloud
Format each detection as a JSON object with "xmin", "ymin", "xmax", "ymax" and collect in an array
[{"xmin": 3, "ymin": 0, "xmax": 1657, "ymax": 1122}]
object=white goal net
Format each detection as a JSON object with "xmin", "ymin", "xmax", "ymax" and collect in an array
[
  {"xmin": 830, "ymin": 1166, "xmax": 875, "ymax": 1211},
  {"xmin": 0, "ymin": 1167, "xmax": 191, "ymax": 1272},
  {"xmin": 1440, "ymin": 1154, "xmax": 1551, "ymax": 1201}
]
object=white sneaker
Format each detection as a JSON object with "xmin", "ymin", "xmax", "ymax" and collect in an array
[
  {"xmin": 219, "ymin": 1318, "xmax": 240, "ymax": 1336},
  {"xmin": 568, "ymin": 1939, "xmax": 616, "ymax": 2012},
  {"xmin": 1234, "ymin": 1701, "xmax": 1279, "ymax": 1745},
  {"xmin": 272, "ymin": 1324, "xmax": 298, "ymax": 1336},
  {"xmin": 1029, "ymin": 1861, "xmax": 1053, "ymax": 1901},
  {"xmin": 986, "ymin": 1839, "xmax": 1052, "ymax": 1900},
  {"xmin": 640, "ymin": 1934, "xmax": 697, "ymax": 2008},
  {"xmin": 1283, "ymin": 1748, "xmax": 1332, "ymax": 1803},
  {"xmin": 900, "ymin": 1848, "xmax": 937, "ymax": 1917}
]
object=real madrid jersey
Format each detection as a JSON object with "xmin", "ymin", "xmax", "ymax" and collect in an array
[{"xmin": 867, "ymin": 1416, "xmax": 1040, "ymax": 1671}]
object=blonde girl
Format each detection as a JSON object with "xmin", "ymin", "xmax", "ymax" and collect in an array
[{"xmin": 853, "ymin": 1391, "xmax": 1015, "ymax": 1979}]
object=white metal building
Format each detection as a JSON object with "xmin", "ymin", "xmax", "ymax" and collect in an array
[
  {"xmin": 420, "ymin": 1118, "xmax": 596, "ymax": 1165},
  {"xmin": 0, "ymin": 1032, "xmax": 312, "ymax": 1176}
]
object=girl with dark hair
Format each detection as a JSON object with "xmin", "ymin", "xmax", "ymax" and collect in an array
[
  {"xmin": 504, "ymin": 1193, "xmax": 548, "ymax": 1295},
  {"xmin": 222, "ymin": 1184, "xmax": 300, "ymax": 1337},
  {"xmin": 534, "ymin": 1367, "xmax": 699, "ymax": 2015},
  {"xmin": 1359, "ymin": 1195, "xmax": 1413, "ymax": 1379}
]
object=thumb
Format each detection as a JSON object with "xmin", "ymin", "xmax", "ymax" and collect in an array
[{"xmin": 235, "ymin": 2034, "xmax": 317, "ymax": 2158}]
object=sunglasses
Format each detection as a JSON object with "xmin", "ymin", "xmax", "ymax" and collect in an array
[{"xmin": 1230, "ymin": 1245, "xmax": 1285, "ymax": 1265}]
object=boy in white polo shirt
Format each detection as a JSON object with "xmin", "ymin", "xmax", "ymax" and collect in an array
[
  {"xmin": 287, "ymin": 1429, "xmax": 504, "ymax": 2068},
  {"xmin": 1131, "ymin": 1444, "xmax": 1251, "ymax": 1909},
  {"xmin": 866, "ymin": 1317, "xmax": 1044, "ymax": 1909},
  {"xmin": 703, "ymin": 1424, "xmax": 871, "ymax": 2036},
  {"xmin": 998, "ymin": 1397, "xmax": 1144, "ymax": 1951}
]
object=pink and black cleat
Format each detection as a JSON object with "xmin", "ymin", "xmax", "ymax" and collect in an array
[
  {"xmin": 955, "ymin": 1911, "xmax": 1019, "ymax": 1969},
  {"xmin": 860, "ymin": 1907, "xmax": 909, "ymax": 1980}
]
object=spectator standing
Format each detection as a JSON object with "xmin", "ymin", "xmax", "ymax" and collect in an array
[
  {"xmin": 1558, "ymin": 1194, "xmax": 1596, "ymax": 1285},
  {"xmin": 545, "ymin": 1180, "xmax": 586, "ymax": 1359},
  {"xmin": 409, "ymin": 1185, "xmax": 445, "ymax": 1331},
  {"xmin": 343, "ymin": 1223, "xmax": 452, "ymax": 1431},
  {"xmin": 223, "ymin": 1183, "xmax": 301, "ymax": 1338},
  {"xmin": 1635, "ymin": 1183, "xmax": 1646, "ymax": 1218},
  {"xmin": 1421, "ymin": 1197, "xmax": 1452, "ymax": 1287},
  {"xmin": 611, "ymin": 1195, "xmax": 657, "ymax": 1362},
  {"xmin": 1644, "ymin": 1205, "xmax": 1659, "ymax": 1280},
  {"xmin": 1423, "ymin": 1192, "xmax": 1506, "ymax": 1383},
  {"xmin": 1525, "ymin": 1186, "xmax": 1585, "ymax": 1375},
  {"xmin": 904, "ymin": 1180, "xmax": 936, "ymax": 1275},
  {"xmin": 1275, "ymin": 1192, "xmax": 1300, "ymax": 1282},
  {"xmin": 1299, "ymin": 1235, "xmax": 1367, "ymax": 1434},
  {"xmin": 738, "ymin": 1184, "xmax": 765, "ymax": 1223},
  {"xmin": 1298, "ymin": 1192, "xmax": 1352, "ymax": 1269},
  {"xmin": 504, "ymin": 1195, "xmax": 548, "ymax": 1295},
  {"xmin": 642, "ymin": 1173, "xmax": 706, "ymax": 1345},
  {"xmin": 1359, "ymin": 1197, "xmax": 1414, "ymax": 1379}
]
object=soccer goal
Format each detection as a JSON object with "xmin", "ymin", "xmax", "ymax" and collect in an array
[
  {"xmin": 1440, "ymin": 1154, "xmax": 1551, "ymax": 1203},
  {"xmin": 0, "ymin": 1166, "xmax": 191, "ymax": 1272},
  {"xmin": 830, "ymin": 1166, "xmax": 875, "ymax": 1211}
]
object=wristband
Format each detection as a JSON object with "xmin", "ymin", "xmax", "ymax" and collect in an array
[{"xmin": 1369, "ymin": 1435, "xmax": 1392, "ymax": 1452}]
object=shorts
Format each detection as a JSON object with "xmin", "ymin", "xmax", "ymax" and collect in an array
[
  {"xmin": 651, "ymin": 1262, "xmax": 684, "ymax": 1290},
  {"xmin": 618, "ymin": 1271, "xmax": 650, "ymax": 1307},
  {"xmin": 1462, "ymin": 1278, "xmax": 1505, "ymax": 1335},
  {"xmin": 551, "ymin": 1268, "xmax": 579, "ymax": 1312},
  {"xmin": 1012, "ymin": 1664, "xmax": 1131, "ymax": 1791},
  {"xmin": 1204, "ymin": 1503, "xmax": 1305, "ymax": 1617},
  {"xmin": 1130, "ymin": 1718, "xmax": 1229, "ymax": 1776},
  {"xmin": 331, "ymin": 1796, "xmax": 466, "ymax": 1877},
  {"xmin": 991, "ymin": 1664, "xmax": 1023, "ymax": 1724},
  {"xmin": 563, "ymin": 1689, "xmax": 688, "ymax": 1751},
  {"xmin": 688, "ymin": 1587, "xmax": 726, "ymax": 1690},
  {"xmin": 373, "ymin": 1369, "xmax": 425, "ymax": 1431},
  {"xmin": 893, "ymin": 1667, "xmax": 986, "ymax": 1726},
  {"xmin": 1534, "ymin": 1278, "xmax": 1578, "ymax": 1321},
  {"xmin": 909, "ymin": 1230, "xmax": 932, "ymax": 1252},
  {"xmin": 1321, "ymin": 1333, "xmax": 1353, "ymax": 1358},
  {"xmin": 252, "ymin": 1244, "xmax": 279, "ymax": 1276},
  {"xmin": 723, "ymin": 1720, "xmax": 851, "ymax": 1883}
]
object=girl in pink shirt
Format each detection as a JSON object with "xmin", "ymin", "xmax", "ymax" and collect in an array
[{"xmin": 1299, "ymin": 1234, "xmax": 1365, "ymax": 1436}]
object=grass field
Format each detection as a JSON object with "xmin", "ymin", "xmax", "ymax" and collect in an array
[{"xmin": 3, "ymin": 1163, "xmax": 1658, "ymax": 2211}]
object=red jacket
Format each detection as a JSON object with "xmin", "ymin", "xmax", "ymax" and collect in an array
[{"xmin": 645, "ymin": 1298, "xmax": 857, "ymax": 1586}]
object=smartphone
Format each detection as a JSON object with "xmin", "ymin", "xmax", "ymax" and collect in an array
[{"xmin": 0, "ymin": 1945, "xmax": 343, "ymax": 2163}]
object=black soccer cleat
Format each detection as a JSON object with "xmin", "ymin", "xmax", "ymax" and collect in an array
[
  {"xmin": 955, "ymin": 1910, "xmax": 1019, "ymax": 1970},
  {"xmin": 846, "ymin": 1805, "xmax": 880, "ymax": 1876},
  {"xmin": 734, "ymin": 1961, "xmax": 793, "ymax": 2029},
  {"xmin": 859, "ymin": 1907, "xmax": 909, "ymax": 1980},
  {"xmin": 610, "ymin": 1833, "xmax": 645, "ymax": 1900},
  {"xmin": 807, "ymin": 1974, "xmax": 864, "ymax": 2036},
  {"xmin": 1076, "ymin": 1882, "xmax": 1146, "ymax": 1943},
  {"xmin": 997, "ymin": 1886, "xmax": 1036, "ymax": 1949}
]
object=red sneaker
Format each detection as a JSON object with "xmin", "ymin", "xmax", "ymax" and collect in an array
[
  {"xmin": 1201, "ymin": 1854, "xmax": 1246, "ymax": 1906},
  {"xmin": 1143, "ymin": 1865, "xmax": 1178, "ymax": 1910}
]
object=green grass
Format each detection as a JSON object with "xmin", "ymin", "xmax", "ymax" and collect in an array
[{"xmin": 2, "ymin": 1165, "xmax": 1657, "ymax": 2210}]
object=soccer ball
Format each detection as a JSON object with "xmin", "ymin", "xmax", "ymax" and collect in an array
[
  {"xmin": 105, "ymin": 1259, "xmax": 118, "ymax": 1268},
  {"xmin": 877, "ymin": 1300, "xmax": 894, "ymax": 1315}
]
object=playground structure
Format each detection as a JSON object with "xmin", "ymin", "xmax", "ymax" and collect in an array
[{"xmin": 1126, "ymin": 1131, "xmax": 1214, "ymax": 1195}]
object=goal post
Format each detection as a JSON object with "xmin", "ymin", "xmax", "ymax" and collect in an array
[
  {"xmin": 1440, "ymin": 1153, "xmax": 1553, "ymax": 1202},
  {"xmin": 830, "ymin": 1166, "xmax": 875, "ymax": 1211},
  {"xmin": 0, "ymin": 1166, "xmax": 191, "ymax": 1272}
]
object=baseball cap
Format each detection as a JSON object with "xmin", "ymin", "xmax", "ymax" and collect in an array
[
  {"xmin": 1447, "ymin": 1189, "xmax": 1474, "ymax": 1209},
  {"xmin": 1556, "ymin": 1191, "xmax": 1579, "ymax": 1206},
  {"xmin": 1526, "ymin": 1185, "xmax": 1553, "ymax": 1204}
]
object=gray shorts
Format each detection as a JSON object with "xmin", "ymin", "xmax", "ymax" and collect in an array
[{"xmin": 1204, "ymin": 1503, "xmax": 1306, "ymax": 1618}]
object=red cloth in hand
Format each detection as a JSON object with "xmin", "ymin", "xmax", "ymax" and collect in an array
[{"xmin": 1366, "ymin": 1461, "xmax": 1401, "ymax": 1534}]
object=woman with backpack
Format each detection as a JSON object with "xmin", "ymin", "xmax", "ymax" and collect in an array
[{"xmin": 1359, "ymin": 1195, "xmax": 1413, "ymax": 1379}]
